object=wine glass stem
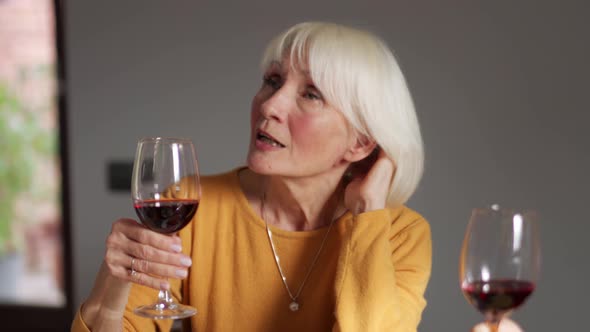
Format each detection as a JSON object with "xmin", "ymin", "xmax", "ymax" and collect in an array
[{"xmin": 157, "ymin": 285, "xmax": 174, "ymax": 310}]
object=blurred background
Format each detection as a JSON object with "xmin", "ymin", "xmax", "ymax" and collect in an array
[
  {"xmin": 0, "ymin": 0, "xmax": 64, "ymax": 307},
  {"xmin": 2, "ymin": 0, "xmax": 589, "ymax": 330}
]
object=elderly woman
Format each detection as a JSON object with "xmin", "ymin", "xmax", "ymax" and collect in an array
[{"xmin": 75, "ymin": 21, "xmax": 438, "ymax": 332}]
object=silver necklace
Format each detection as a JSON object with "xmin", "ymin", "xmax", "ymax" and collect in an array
[{"xmin": 261, "ymin": 192, "xmax": 337, "ymax": 312}]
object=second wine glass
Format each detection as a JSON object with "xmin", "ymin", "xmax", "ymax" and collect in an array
[
  {"xmin": 459, "ymin": 205, "xmax": 541, "ymax": 332},
  {"xmin": 131, "ymin": 137, "xmax": 201, "ymax": 319}
]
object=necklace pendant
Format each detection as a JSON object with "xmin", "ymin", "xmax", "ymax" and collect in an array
[{"xmin": 289, "ymin": 301, "xmax": 300, "ymax": 312}]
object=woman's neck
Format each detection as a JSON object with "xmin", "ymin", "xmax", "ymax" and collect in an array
[{"xmin": 240, "ymin": 168, "xmax": 347, "ymax": 231}]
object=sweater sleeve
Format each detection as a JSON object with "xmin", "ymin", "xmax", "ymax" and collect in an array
[
  {"xmin": 70, "ymin": 281, "xmax": 180, "ymax": 332},
  {"xmin": 332, "ymin": 208, "xmax": 432, "ymax": 332}
]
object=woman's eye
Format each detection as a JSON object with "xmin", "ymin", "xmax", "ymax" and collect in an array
[
  {"xmin": 263, "ymin": 75, "xmax": 281, "ymax": 89},
  {"xmin": 304, "ymin": 89, "xmax": 322, "ymax": 101}
]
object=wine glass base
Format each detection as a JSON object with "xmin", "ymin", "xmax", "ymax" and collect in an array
[{"xmin": 133, "ymin": 303, "xmax": 197, "ymax": 320}]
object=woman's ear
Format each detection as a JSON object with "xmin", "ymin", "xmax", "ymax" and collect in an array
[{"xmin": 344, "ymin": 135, "xmax": 377, "ymax": 163}]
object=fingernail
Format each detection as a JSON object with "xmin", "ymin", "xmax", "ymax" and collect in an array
[
  {"xmin": 160, "ymin": 281, "xmax": 170, "ymax": 290},
  {"xmin": 180, "ymin": 256, "xmax": 192, "ymax": 267},
  {"xmin": 176, "ymin": 269, "xmax": 188, "ymax": 278},
  {"xmin": 170, "ymin": 244, "xmax": 182, "ymax": 253}
]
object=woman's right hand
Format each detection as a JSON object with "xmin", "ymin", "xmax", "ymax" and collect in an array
[
  {"xmin": 104, "ymin": 218, "xmax": 192, "ymax": 290},
  {"xmin": 78, "ymin": 218, "xmax": 193, "ymax": 331}
]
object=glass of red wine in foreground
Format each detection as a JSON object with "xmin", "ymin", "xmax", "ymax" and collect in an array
[
  {"xmin": 460, "ymin": 205, "xmax": 540, "ymax": 332},
  {"xmin": 131, "ymin": 137, "xmax": 201, "ymax": 319}
]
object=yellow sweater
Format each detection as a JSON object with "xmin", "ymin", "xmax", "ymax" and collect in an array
[{"xmin": 72, "ymin": 169, "xmax": 431, "ymax": 331}]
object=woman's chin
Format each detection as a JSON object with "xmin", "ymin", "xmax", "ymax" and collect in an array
[{"xmin": 246, "ymin": 157, "xmax": 277, "ymax": 175}]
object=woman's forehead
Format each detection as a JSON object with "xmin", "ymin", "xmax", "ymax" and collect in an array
[{"xmin": 268, "ymin": 57, "xmax": 311, "ymax": 76}]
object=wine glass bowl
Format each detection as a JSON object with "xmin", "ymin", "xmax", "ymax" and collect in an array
[
  {"xmin": 131, "ymin": 137, "xmax": 200, "ymax": 319},
  {"xmin": 133, "ymin": 199, "xmax": 199, "ymax": 234},
  {"xmin": 459, "ymin": 205, "xmax": 540, "ymax": 331}
]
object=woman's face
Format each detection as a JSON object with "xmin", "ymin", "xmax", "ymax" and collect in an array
[{"xmin": 247, "ymin": 57, "xmax": 356, "ymax": 178}]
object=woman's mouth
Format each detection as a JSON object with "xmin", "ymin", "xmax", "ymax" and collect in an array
[{"xmin": 256, "ymin": 131, "xmax": 285, "ymax": 148}]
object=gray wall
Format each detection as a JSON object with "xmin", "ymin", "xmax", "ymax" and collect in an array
[{"xmin": 65, "ymin": 1, "xmax": 589, "ymax": 330}]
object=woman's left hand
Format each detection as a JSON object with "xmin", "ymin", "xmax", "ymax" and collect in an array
[{"xmin": 344, "ymin": 149, "xmax": 395, "ymax": 214}]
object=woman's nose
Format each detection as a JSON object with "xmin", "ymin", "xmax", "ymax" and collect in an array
[{"xmin": 260, "ymin": 85, "xmax": 292, "ymax": 122}]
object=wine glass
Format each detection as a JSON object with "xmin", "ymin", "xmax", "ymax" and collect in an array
[
  {"xmin": 131, "ymin": 137, "xmax": 201, "ymax": 319},
  {"xmin": 459, "ymin": 205, "xmax": 541, "ymax": 332}
]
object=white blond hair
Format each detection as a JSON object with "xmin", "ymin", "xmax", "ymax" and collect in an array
[{"xmin": 261, "ymin": 22, "xmax": 424, "ymax": 207}]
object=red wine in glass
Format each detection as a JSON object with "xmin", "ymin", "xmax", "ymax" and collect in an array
[
  {"xmin": 134, "ymin": 199, "xmax": 199, "ymax": 234},
  {"xmin": 459, "ymin": 206, "xmax": 540, "ymax": 332},
  {"xmin": 462, "ymin": 279, "xmax": 535, "ymax": 317},
  {"xmin": 131, "ymin": 137, "xmax": 201, "ymax": 319}
]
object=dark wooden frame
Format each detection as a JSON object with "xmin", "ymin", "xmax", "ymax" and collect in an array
[{"xmin": 0, "ymin": 1, "xmax": 75, "ymax": 330}]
